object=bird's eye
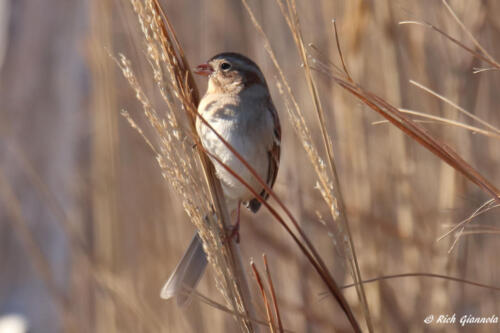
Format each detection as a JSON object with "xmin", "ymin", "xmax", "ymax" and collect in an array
[{"xmin": 220, "ymin": 62, "xmax": 231, "ymax": 70}]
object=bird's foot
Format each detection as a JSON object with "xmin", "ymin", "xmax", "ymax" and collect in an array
[
  {"xmin": 226, "ymin": 201, "xmax": 241, "ymax": 243},
  {"xmin": 227, "ymin": 221, "xmax": 240, "ymax": 244}
]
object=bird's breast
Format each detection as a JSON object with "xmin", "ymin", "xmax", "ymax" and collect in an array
[{"xmin": 196, "ymin": 94, "xmax": 272, "ymax": 203}]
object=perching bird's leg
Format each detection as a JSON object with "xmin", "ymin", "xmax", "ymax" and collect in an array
[{"xmin": 228, "ymin": 200, "xmax": 241, "ymax": 243}]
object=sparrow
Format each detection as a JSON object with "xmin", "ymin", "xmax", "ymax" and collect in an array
[{"xmin": 160, "ymin": 52, "xmax": 281, "ymax": 306}]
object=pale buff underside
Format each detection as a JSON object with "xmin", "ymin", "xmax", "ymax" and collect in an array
[{"xmin": 196, "ymin": 85, "xmax": 274, "ymax": 213}]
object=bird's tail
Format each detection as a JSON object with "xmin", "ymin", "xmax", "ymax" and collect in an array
[{"xmin": 160, "ymin": 233, "xmax": 208, "ymax": 306}]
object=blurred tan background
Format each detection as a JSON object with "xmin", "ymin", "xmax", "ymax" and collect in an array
[{"xmin": 1, "ymin": 0, "xmax": 500, "ymax": 332}]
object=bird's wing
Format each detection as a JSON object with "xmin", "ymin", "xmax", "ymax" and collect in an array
[{"xmin": 248, "ymin": 99, "xmax": 281, "ymax": 213}]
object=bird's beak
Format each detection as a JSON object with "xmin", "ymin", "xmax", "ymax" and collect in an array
[{"xmin": 194, "ymin": 63, "xmax": 213, "ymax": 76}]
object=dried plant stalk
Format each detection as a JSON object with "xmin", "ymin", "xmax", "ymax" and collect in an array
[
  {"xmin": 196, "ymin": 119, "xmax": 361, "ymax": 331},
  {"xmin": 274, "ymin": 2, "xmax": 374, "ymax": 330},
  {"xmin": 242, "ymin": 0, "xmax": 370, "ymax": 331},
  {"xmin": 335, "ymin": 272, "xmax": 500, "ymax": 293},
  {"xmin": 119, "ymin": 1, "xmax": 256, "ymax": 331},
  {"xmin": 263, "ymin": 255, "xmax": 283, "ymax": 333},
  {"xmin": 311, "ymin": 59, "xmax": 500, "ymax": 204},
  {"xmin": 250, "ymin": 260, "xmax": 275, "ymax": 333},
  {"xmin": 409, "ymin": 80, "xmax": 500, "ymax": 135},
  {"xmin": 399, "ymin": 0, "xmax": 500, "ymax": 253},
  {"xmin": 124, "ymin": 2, "xmax": 363, "ymax": 331},
  {"xmin": 372, "ymin": 109, "xmax": 500, "ymax": 140}
]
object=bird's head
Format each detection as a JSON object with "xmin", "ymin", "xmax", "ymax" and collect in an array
[{"xmin": 194, "ymin": 52, "xmax": 267, "ymax": 94}]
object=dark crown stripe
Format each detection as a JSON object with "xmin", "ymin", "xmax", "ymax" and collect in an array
[
  {"xmin": 209, "ymin": 52, "xmax": 258, "ymax": 67},
  {"xmin": 210, "ymin": 52, "xmax": 261, "ymax": 74}
]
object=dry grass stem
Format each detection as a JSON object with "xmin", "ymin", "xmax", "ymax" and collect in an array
[
  {"xmin": 339, "ymin": 273, "xmax": 500, "ymax": 292},
  {"xmin": 119, "ymin": 1, "xmax": 258, "ymax": 330},
  {"xmin": 200, "ymin": 138, "xmax": 352, "ymax": 311},
  {"xmin": 398, "ymin": 20, "xmax": 500, "ymax": 70},
  {"xmin": 190, "ymin": 290, "xmax": 295, "ymax": 333},
  {"xmin": 372, "ymin": 109, "xmax": 500, "ymax": 140},
  {"xmin": 5, "ymin": 0, "xmax": 500, "ymax": 331},
  {"xmin": 263, "ymin": 255, "xmax": 283, "ymax": 333},
  {"xmin": 437, "ymin": 199, "xmax": 500, "ymax": 250},
  {"xmin": 441, "ymin": 0, "xmax": 500, "ymax": 68},
  {"xmin": 409, "ymin": 80, "xmax": 500, "ymax": 135},
  {"xmin": 311, "ymin": 58, "xmax": 500, "ymax": 206},
  {"xmin": 124, "ymin": 4, "xmax": 367, "ymax": 326},
  {"xmin": 242, "ymin": 0, "xmax": 368, "ymax": 330},
  {"xmin": 247, "ymin": 0, "xmax": 372, "ymax": 330},
  {"xmin": 331, "ymin": 20, "xmax": 352, "ymax": 82},
  {"xmin": 251, "ymin": 260, "xmax": 276, "ymax": 333},
  {"xmin": 472, "ymin": 67, "xmax": 500, "ymax": 74}
]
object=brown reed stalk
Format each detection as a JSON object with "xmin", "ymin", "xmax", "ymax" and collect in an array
[
  {"xmin": 168, "ymin": 62, "xmax": 361, "ymax": 328},
  {"xmin": 120, "ymin": 1, "xmax": 257, "ymax": 331},
  {"xmin": 339, "ymin": 273, "xmax": 500, "ymax": 292},
  {"xmin": 399, "ymin": 0, "xmax": 500, "ymax": 255},
  {"xmin": 438, "ymin": 199, "xmax": 498, "ymax": 241},
  {"xmin": 250, "ymin": 260, "xmax": 276, "ymax": 333},
  {"xmin": 398, "ymin": 20, "xmax": 500, "ymax": 70},
  {"xmin": 278, "ymin": 4, "xmax": 374, "ymax": 331},
  {"xmin": 242, "ymin": 0, "xmax": 371, "ymax": 330},
  {"xmin": 178, "ymin": 60, "xmax": 361, "ymax": 329},
  {"xmin": 197, "ymin": 136, "xmax": 361, "ymax": 331},
  {"xmin": 408, "ymin": 80, "xmax": 500, "ymax": 135},
  {"xmin": 373, "ymin": 109, "xmax": 500, "ymax": 140},
  {"xmin": 118, "ymin": 1, "xmax": 363, "ymax": 330},
  {"xmin": 189, "ymin": 290, "xmax": 296, "ymax": 332},
  {"xmin": 441, "ymin": 0, "xmax": 500, "ymax": 68},
  {"xmin": 311, "ymin": 62, "xmax": 500, "ymax": 204},
  {"xmin": 323, "ymin": 1, "xmax": 500, "ymax": 206},
  {"xmin": 263, "ymin": 255, "xmax": 283, "ymax": 333}
]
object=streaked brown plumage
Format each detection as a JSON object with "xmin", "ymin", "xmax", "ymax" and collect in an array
[{"xmin": 161, "ymin": 52, "xmax": 281, "ymax": 305}]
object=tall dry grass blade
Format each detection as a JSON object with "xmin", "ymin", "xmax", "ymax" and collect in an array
[
  {"xmin": 200, "ymin": 140, "xmax": 358, "ymax": 322},
  {"xmin": 189, "ymin": 290, "xmax": 296, "ymax": 333},
  {"xmin": 372, "ymin": 109, "xmax": 500, "ymax": 140},
  {"xmin": 319, "ymin": 272, "xmax": 500, "ymax": 302},
  {"xmin": 472, "ymin": 67, "xmax": 500, "ymax": 74},
  {"xmin": 198, "ymin": 140, "xmax": 361, "ymax": 331},
  {"xmin": 263, "ymin": 255, "xmax": 283, "ymax": 333},
  {"xmin": 312, "ymin": 61, "xmax": 500, "ymax": 206},
  {"xmin": 251, "ymin": 260, "xmax": 276, "ymax": 333},
  {"xmin": 437, "ymin": 199, "xmax": 499, "ymax": 242},
  {"xmin": 461, "ymin": 230, "xmax": 500, "ymax": 236},
  {"xmin": 122, "ymin": 1, "xmax": 256, "ymax": 331},
  {"xmin": 145, "ymin": 3, "xmax": 359, "ymax": 320},
  {"xmin": 271, "ymin": 1, "xmax": 373, "ymax": 331},
  {"xmin": 398, "ymin": 21, "xmax": 500, "ymax": 70},
  {"xmin": 339, "ymin": 272, "xmax": 500, "ymax": 293},
  {"xmin": 331, "ymin": 19, "xmax": 352, "ymax": 82},
  {"xmin": 409, "ymin": 80, "xmax": 500, "ymax": 135},
  {"xmin": 441, "ymin": 0, "xmax": 500, "ymax": 68},
  {"xmin": 240, "ymin": 1, "xmax": 362, "ymax": 331}
]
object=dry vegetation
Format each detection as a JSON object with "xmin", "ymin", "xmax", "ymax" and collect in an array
[{"xmin": 1, "ymin": 0, "xmax": 500, "ymax": 332}]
